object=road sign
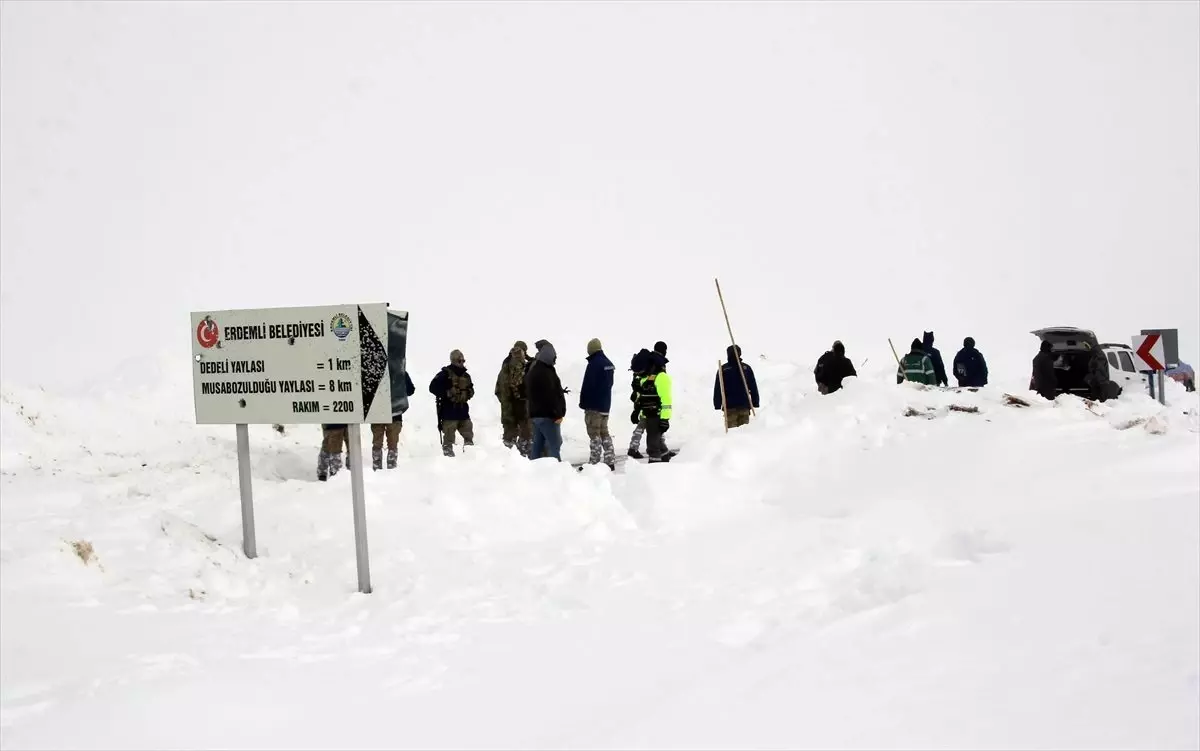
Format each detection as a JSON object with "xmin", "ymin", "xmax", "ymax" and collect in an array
[
  {"xmin": 191, "ymin": 303, "xmax": 391, "ymax": 425},
  {"xmin": 1140, "ymin": 328, "xmax": 1179, "ymax": 366},
  {"xmin": 1132, "ymin": 333, "xmax": 1166, "ymax": 372}
]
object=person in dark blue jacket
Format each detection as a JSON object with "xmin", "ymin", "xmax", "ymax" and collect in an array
[
  {"xmin": 923, "ymin": 331, "xmax": 949, "ymax": 387},
  {"xmin": 952, "ymin": 337, "xmax": 989, "ymax": 388},
  {"xmin": 713, "ymin": 344, "xmax": 760, "ymax": 429},
  {"xmin": 579, "ymin": 338, "xmax": 616, "ymax": 468}
]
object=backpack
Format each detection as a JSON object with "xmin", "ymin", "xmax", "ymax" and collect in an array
[{"xmin": 447, "ymin": 369, "xmax": 473, "ymax": 404}]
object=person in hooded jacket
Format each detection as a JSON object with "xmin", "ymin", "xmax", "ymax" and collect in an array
[
  {"xmin": 525, "ymin": 341, "xmax": 567, "ymax": 460},
  {"xmin": 714, "ymin": 344, "xmax": 760, "ymax": 427},
  {"xmin": 629, "ymin": 341, "xmax": 670, "ymax": 459},
  {"xmin": 579, "ymin": 338, "xmax": 616, "ymax": 469},
  {"xmin": 1032, "ymin": 340, "xmax": 1058, "ymax": 400},
  {"xmin": 952, "ymin": 337, "xmax": 989, "ymax": 388},
  {"xmin": 921, "ymin": 331, "xmax": 949, "ymax": 387},
  {"xmin": 634, "ymin": 350, "xmax": 673, "ymax": 463},
  {"xmin": 370, "ymin": 370, "xmax": 416, "ymax": 471},
  {"xmin": 1083, "ymin": 339, "xmax": 1119, "ymax": 401},
  {"xmin": 814, "ymin": 340, "xmax": 857, "ymax": 395},
  {"xmin": 429, "ymin": 349, "xmax": 474, "ymax": 457},
  {"xmin": 495, "ymin": 340, "xmax": 533, "ymax": 456}
]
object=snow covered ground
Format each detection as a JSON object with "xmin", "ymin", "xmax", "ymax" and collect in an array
[{"xmin": 2, "ymin": 355, "xmax": 1197, "ymax": 750}]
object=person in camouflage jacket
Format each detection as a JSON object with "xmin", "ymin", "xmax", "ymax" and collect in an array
[
  {"xmin": 495, "ymin": 340, "xmax": 533, "ymax": 456},
  {"xmin": 897, "ymin": 339, "xmax": 937, "ymax": 385}
]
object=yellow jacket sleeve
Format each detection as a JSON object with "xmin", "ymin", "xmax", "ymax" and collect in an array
[{"xmin": 656, "ymin": 371, "xmax": 673, "ymax": 419}]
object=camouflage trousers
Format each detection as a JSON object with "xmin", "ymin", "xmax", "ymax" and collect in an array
[
  {"xmin": 724, "ymin": 408, "xmax": 751, "ymax": 429},
  {"xmin": 500, "ymin": 400, "xmax": 533, "ymax": 457},
  {"xmin": 629, "ymin": 418, "xmax": 668, "ymax": 454},
  {"xmin": 371, "ymin": 418, "xmax": 401, "ymax": 470},
  {"xmin": 584, "ymin": 410, "xmax": 616, "ymax": 465},
  {"xmin": 441, "ymin": 419, "xmax": 475, "ymax": 457},
  {"xmin": 317, "ymin": 426, "xmax": 346, "ymax": 480}
]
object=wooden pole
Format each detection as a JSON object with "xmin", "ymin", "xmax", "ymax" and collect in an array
[
  {"xmin": 714, "ymin": 278, "xmax": 755, "ymax": 416},
  {"xmin": 718, "ymin": 360, "xmax": 729, "ymax": 433},
  {"xmin": 889, "ymin": 338, "xmax": 908, "ymax": 382}
]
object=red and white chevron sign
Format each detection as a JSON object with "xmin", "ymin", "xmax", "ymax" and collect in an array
[{"xmin": 1132, "ymin": 334, "xmax": 1166, "ymax": 371}]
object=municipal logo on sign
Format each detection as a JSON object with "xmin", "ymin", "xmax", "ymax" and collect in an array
[
  {"xmin": 196, "ymin": 318, "xmax": 220, "ymax": 349},
  {"xmin": 330, "ymin": 313, "xmax": 353, "ymax": 341}
]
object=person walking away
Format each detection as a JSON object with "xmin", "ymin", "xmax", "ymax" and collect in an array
[
  {"xmin": 897, "ymin": 339, "xmax": 937, "ymax": 385},
  {"xmin": 371, "ymin": 370, "xmax": 416, "ymax": 471},
  {"xmin": 317, "ymin": 423, "xmax": 347, "ymax": 481},
  {"xmin": 629, "ymin": 341, "xmax": 671, "ymax": 458},
  {"xmin": 525, "ymin": 341, "xmax": 567, "ymax": 460},
  {"xmin": 714, "ymin": 344, "xmax": 761, "ymax": 427},
  {"xmin": 1032, "ymin": 340, "xmax": 1058, "ymax": 400},
  {"xmin": 429, "ymin": 350, "xmax": 475, "ymax": 457},
  {"xmin": 814, "ymin": 340, "xmax": 857, "ymax": 395},
  {"xmin": 952, "ymin": 337, "xmax": 989, "ymax": 388},
  {"xmin": 922, "ymin": 331, "xmax": 949, "ymax": 387},
  {"xmin": 579, "ymin": 338, "xmax": 616, "ymax": 469},
  {"xmin": 635, "ymin": 350, "xmax": 674, "ymax": 462},
  {"xmin": 495, "ymin": 341, "xmax": 533, "ymax": 456}
]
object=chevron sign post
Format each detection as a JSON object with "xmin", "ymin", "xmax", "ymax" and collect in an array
[{"xmin": 1132, "ymin": 333, "xmax": 1167, "ymax": 405}]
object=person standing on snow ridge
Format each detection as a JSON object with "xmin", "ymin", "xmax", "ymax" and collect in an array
[
  {"xmin": 922, "ymin": 331, "xmax": 949, "ymax": 387},
  {"xmin": 1032, "ymin": 340, "xmax": 1058, "ymax": 400},
  {"xmin": 714, "ymin": 344, "xmax": 760, "ymax": 428},
  {"xmin": 429, "ymin": 349, "xmax": 475, "ymax": 457},
  {"xmin": 579, "ymin": 338, "xmax": 616, "ymax": 469},
  {"xmin": 635, "ymin": 349, "xmax": 674, "ymax": 463},
  {"xmin": 525, "ymin": 341, "xmax": 567, "ymax": 461},
  {"xmin": 897, "ymin": 338, "xmax": 937, "ymax": 385},
  {"xmin": 952, "ymin": 337, "xmax": 989, "ymax": 389},
  {"xmin": 813, "ymin": 340, "xmax": 857, "ymax": 395},
  {"xmin": 317, "ymin": 423, "xmax": 347, "ymax": 481},
  {"xmin": 370, "ymin": 369, "xmax": 416, "ymax": 471},
  {"xmin": 495, "ymin": 340, "xmax": 534, "ymax": 456},
  {"xmin": 629, "ymin": 340, "xmax": 670, "ymax": 459}
]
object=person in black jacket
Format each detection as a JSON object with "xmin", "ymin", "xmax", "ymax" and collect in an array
[
  {"xmin": 923, "ymin": 331, "xmax": 949, "ymax": 387},
  {"xmin": 629, "ymin": 341, "xmax": 670, "ymax": 458},
  {"xmin": 813, "ymin": 340, "xmax": 857, "ymax": 395},
  {"xmin": 1032, "ymin": 340, "xmax": 1058, "ymax": 400},
  {"xmin": 952, "ymin": 337, "xmax": 988, "ymax": 388},
  {"xmin": 525, "ymin": 341, "xmax": 567, "ymax": 461},
  {"xmin": 429, "ymin": 350, "xmax": 474, "ymax": 457}
]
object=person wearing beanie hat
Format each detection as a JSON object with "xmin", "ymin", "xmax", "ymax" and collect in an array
[
  {"xmin": 525, "ymin": 340, "xmax": 567, "ymax": 460},
  {"xmin": 429, "ymin": 349, "xmax": 475, "ymax": 456},
  {"xmin": 922, "ymin": 332, "xmax": 949, "ymax": 387},
  {"xmin": 814, "ymin": 340, "xmax": 857, "ymax": 396},
  {"xmin": 628, "ymin": 346, "xmax": 672, "ymax": 459},
  {"xmin": 495, "ymin": 340, "xmax": 534, "ymax": 456},
  {"xmin": 715, "ymin": 344, "xmax": 762, "ymax": 426},
  {"xmin": 579, "ymin": 338, "xmax": 616, "ymax": 469},
  {"xmin": 897, "ymin": 338, "xmax": 937, "ymax": 385},
  {"xmin": 654, "ymin": 341, "xmax": 667, "ymax": 357},
  {"xmin": 952, "ymin": 337, "xmax": 989, "ymax": 389}
]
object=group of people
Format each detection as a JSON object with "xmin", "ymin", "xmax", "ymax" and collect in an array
[
  {"xmin": 893, "ymin": 332, "xmax": 990, "ymax": 388},
  {"xmin": 318, "ymin": 338, "xmax": 763, "ymax": 479}
]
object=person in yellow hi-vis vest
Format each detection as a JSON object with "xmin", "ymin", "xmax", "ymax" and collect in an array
[{"xmin": 634, "ymin": 350, "xmax": 675, "ymax": 463}]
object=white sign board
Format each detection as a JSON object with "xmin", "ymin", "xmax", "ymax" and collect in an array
[
  {"xmin": 191, "ymin": 303, "xmax": 391, "ymax": 425},
  {"xmin": 1131, "ymin": 333, "xmax": 1167, "ymax": 372}
]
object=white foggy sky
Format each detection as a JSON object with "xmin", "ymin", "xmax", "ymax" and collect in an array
[{"xmin": 1, "ymin": 1, "xmax": 1197, "ymax": 389}]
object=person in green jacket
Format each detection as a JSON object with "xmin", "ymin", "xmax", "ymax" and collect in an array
[
  {"xmin": 635, "ymin": 351, "xmax": 675, "ymax": 463},
  {"xmin": 897, "ymin": 338, "xmax": 937, "ymax": 385}
]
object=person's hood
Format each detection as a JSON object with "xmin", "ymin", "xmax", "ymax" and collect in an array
[
  {"xmin": 508, "ymin": 345, "xmax": 525, "ymax": 361},
  {"xmin": 726, "ymin": 344, "xmax": 743, "ymax": 364},
  {"xmin": 536, "ymin": 342, "xmax": 557, "ymax": 366},
  {"xmin": 832, "ymin": 340, "xmax": 845, "ymax": 357},
  {"xmin": 923, "ymin": 331, "xmax": 935, "ymax": 349},
  {"xmin": 1040, "ymin": 340, "xmax": 1054, "ymax": 353},
  {"xmin": 910, "ymin": 338, "xmax": 925, "ymax": 353}
]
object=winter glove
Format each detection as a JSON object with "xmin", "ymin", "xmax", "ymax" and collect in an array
[
  {"xmin": 631, "ymin": 409, "xmax": 640, "ymax": 425},
  {"xmin": 659, "ymin": 419, "xmax": 670, "ymax": 433}
]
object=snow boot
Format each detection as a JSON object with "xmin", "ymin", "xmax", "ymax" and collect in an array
[
  {"xmin": 387, "ymin": 449, "xmax": 397, "ymax": 469},
  {"xmin": 317, "ymin": 450, "xmax": 330, "ymax": 481},
  {"xmin": 372, "ymin": 448, "xmax": 383, "ymax": 472},
  {"xmin": 606, "ymin": 461, "xmax": 616, "ymax": 471},
  {"xmin": 329, "ymin": 452, "xmax": 343, "ymax": 477},
  {"xmin": 627, "ymin": 448, "xmax": 644, "ymax": 460}
]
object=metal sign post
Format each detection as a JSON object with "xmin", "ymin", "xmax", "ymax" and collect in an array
[
  {"xmin": 346, "ymin": 424, "xmax": 372, "ymax": 594},
  {"xmin": 236, "ymin": 423, "xmax": 257, "ymax": 559},
  {"xmin": 1132, "ymin": 333, "xmax": 1168, "ymax": 406}
]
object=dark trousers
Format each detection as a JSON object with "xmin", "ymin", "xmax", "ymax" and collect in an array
[{"xmin": 645, "ymin": 415, "xmax": 666, "ymax": 459}]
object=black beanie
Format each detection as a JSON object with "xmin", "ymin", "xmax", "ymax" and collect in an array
[
  {"xmin": 964, "ymin": 337, "xmax": 975, "ymax": 348},
  {"xmin": 911, "ymin": 338, "xmax": 923, "ymax": 350},
  {"xmin": 654, "ymin": 341, "xmax": 667, "ymax": 356}
]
